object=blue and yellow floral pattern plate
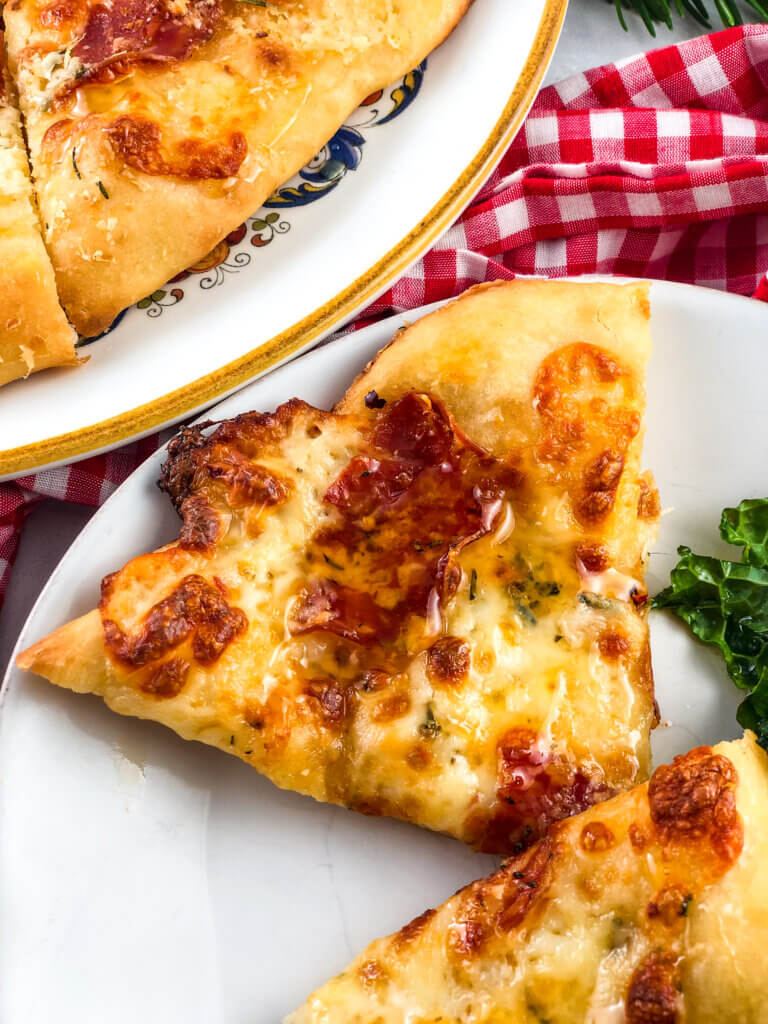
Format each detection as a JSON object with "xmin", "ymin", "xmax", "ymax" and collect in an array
[{"xmin": 0, "ymin": 0, "xmax": 567, "ymax": 479}]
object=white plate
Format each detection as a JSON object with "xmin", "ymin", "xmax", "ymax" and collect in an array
[
  {"xmin": 0, "ymin": 0, "xmax": 567, "ymax": 480},
  {"xmin": 2, "ymin": 279, "xmax": 765, "ymax": 1023}
]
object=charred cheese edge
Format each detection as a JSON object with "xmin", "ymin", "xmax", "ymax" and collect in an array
[
  {"xmin": 18, "ymin": 280, "xmax": 658, "ymax": 854},
  {"xmin": 0, "ymin": 37, "xmax": 75, "ymax": 385},
  {"xmin": 3, "ymin": 0, "xmax": 471, "ymax": 336},
  {"xmin": 285, "ymin": 734, "xmax": 768, "ymax": 1024}
]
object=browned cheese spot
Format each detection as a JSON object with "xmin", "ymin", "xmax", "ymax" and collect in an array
[
  {"xmin": 426, "ymin": 635, "xmax": 470, "ymax": 686},
  {"xmin": 626, "ymin": 953, "xmax": 681, "ymax": 1024}
]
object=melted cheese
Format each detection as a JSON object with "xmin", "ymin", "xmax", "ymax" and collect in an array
[
  {"xmin": 285, "ymin": 735, "xmax": 768, "ymax": 1024},
  {"xmin": 18, "ymin": 280, "xmax": 657, "ymax": 853}
]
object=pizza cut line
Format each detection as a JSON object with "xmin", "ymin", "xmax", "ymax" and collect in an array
[
  {"xmin": 285, "ymin": 734, "xmax": 768, "ymax": 1024},
  {"xmin": 1, "ymin": 0, "xmax": 472, "ymax": 338},
  {"xmin": 0, "ymin": 35, "xmax": 77, "ymax": 385},
  {"xmin": 18, "ymin": 279, "xmax": 660, "ymax": 855}
]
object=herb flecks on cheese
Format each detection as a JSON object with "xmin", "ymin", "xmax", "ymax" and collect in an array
[
  {"xmin": 18, "ymin": 280, "xmax": 658, "ymax": 854},
  {"xmin": 286, "ymin": 735, "xmax": 767, "ymax": 1024}
]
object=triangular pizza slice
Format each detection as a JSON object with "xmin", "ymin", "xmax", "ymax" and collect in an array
[
  {"xmin": 3, "ymin": 0, "xmax": 470, "ymax": 336},
  {"xmin": 285, "ymin": 733, "xmax": 768, "ymax": 1024},
  {"xmin": 0, "ymin": 36, "xmax": 75, "ymax": 385},
  {"xmin": 18, "ymin": 280, "xmax": 659, "ymax": 854}
]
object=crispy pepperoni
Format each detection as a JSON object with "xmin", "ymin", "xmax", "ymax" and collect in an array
[
  {"xmin": 102, "ymin": 574, "xmax": 247, "ymax": 674},
  {"xmin": 288, "ymin": 579, "xmax": 399, "ymax": 646},
  {"xmin": 309, "ymin": 393, "xmax": 521, "ymax": 650},
  {"xmin": 626, "ymin": 953, "xmax": 681, "ymax": 1024},
  {"xmin": 106, "ymin": 115, "xmax": 246, "ymax": 180},
  {"xmin": 426, "ymin": 636, "xmax": 470, "ymax": 685},
  {"xmin": 324, "ymin": 456, "xmax": 420, "ymax": 518},
  {"xmin": 478, "ymin": 727, "xmax": 610, "ymax": 854},
  {"xmin": 72, "ymin": 0, "xmax": 222, "ymax": 69},
  {"xmin": 648, "ymin": 747, "xmax": 743, "ymax": 863}
]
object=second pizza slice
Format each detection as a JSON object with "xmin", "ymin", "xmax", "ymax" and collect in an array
[
  {"xmin": 3, "ymin": 0, "xmax": 470, "ymax": 336},
  {"xmin": 18, "ymin": 280, "xmax": 658, "ymax": 854}
]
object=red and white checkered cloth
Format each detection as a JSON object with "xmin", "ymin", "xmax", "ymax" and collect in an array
[{"xmin": 3, "ymin": 25, "xmax": 768, "ymax": 609}]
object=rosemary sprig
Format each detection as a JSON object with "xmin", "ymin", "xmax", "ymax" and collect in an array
[{"xmin": 611, "ymin": 0, "xmax": 766, "ymax": 35}]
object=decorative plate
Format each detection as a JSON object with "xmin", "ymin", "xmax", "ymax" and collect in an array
[
  {"xmin": 2, "ymin": 280, "xmax": 767, "ymax": 1022},
  {"xmin": 0, "ymin": 0, "xmax": 567, "ymax": 480}
]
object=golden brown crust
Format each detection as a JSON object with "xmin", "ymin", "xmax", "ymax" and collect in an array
[
  {"xmin": 0, "ymin": 42, "xmax": 76, "ymax": 385},
  {"xmin": 4, "ymin": 0, "xmax": 472, "ymax": 335}
]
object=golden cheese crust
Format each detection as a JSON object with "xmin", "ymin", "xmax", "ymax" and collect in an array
[
  {"xmin": 0, "ymin": 41, "xmax": 76, "ymax": 385},
  {"xmin": 2, "ymin": 0, "xmax": 471, "ymax": 336},
  {"xmin": 284, "ymin": 734, "xmax": 768, "ymax": 1024},
  {"xmin": 18, "ymin": 280, "xmax": 658, "ymax": 852}
]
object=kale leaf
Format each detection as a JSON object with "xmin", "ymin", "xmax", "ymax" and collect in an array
[{"xmin": 653, "ymin": 498, "xmax": 768, "ymax": 750}]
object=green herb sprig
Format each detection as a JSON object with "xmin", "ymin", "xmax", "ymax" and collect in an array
[
  {"xmin": 653, "ymin": 498, "xmax": 768, "ymax": 750},
  {"xmin": 612, "ymin": 0, "xmax": 768, "ymax": 37}
]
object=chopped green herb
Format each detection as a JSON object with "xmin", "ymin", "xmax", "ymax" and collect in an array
[
  {"xmin": 323, "ymin": 553, "xmax": 344, "ymax": 572},
  {"xmin": 235, "ymin": 0, "xmax": 267, "ymax": 5},
  {"xmin": 680, "ymin": 894, "xmax": 693, "ymax": 917},
  {"xmin": 469, "ymin": 568, "xmax": 478, "ymax": 601},
  {"xmin": 72, "ymin": 147, "xmax": 81, "ymax": 179},
  {"xmin": 413, "ymin": 541, "xmax": 424, "ymax": 553},
  {"xmin": 535, "ymin": 580, "xmax": 560, "ymax": 597},
  {"xmin": 360, "ymin": 470, "xmax": 371, "ymax": 478},
  {"xmin": 97, "ymin": 179, "xmax": 110, "ymax": 198},
  {"xmin": 427, "ymin": 539, "xmax": 443, "ymax": 548},
  {"xmin": 579, "ymin": 592, "xmax": 614, "ymax": 610},
  {"xmin": 653, "ymin": 497, "xmax": 768, "ymax": 751},
  {"xmin": 515, "ymin": 600, "xmax": 537, "ymax": 626},
  {"xmin": 419, "ymin": 705, "xmax": 441, "ymax": 740}
]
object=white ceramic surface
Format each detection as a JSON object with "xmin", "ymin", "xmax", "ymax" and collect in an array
[
  {"xmin": 3, "ymin": 279, "xmax": 767, "ymax": 1023},
  {"xmin": 0, "ymin": 0, "xmax": 562, "ymax": 478}
]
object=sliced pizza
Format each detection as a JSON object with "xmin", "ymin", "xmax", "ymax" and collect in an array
[
  {"xmin": 2, "ymin": 0, "xmax": 471, "ymax": 337},
  {"xmin": 284, "ymin": 733, "xmax": 768, "ymax": 1024},
  {"xmin": 18, "ymin": 280, "xmax": 659, "ymax": 853},
  {"xmin": 0, "ymin": 36, "xmax": 75, "ymax": 385}
]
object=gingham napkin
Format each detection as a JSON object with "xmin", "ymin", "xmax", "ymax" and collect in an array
[{"xmin": 3, "ymin": 25, "xmax": 768, "ymax": 609}]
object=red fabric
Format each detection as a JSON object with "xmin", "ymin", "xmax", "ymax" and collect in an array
[{"xmin": 3, "ymin": 26, "xmax": 768, "ymax": 610}]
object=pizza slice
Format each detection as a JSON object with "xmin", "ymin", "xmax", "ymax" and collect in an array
[
  {"xmin": 0, "ymin": 36, "xmax": 76, "ymax": 385},
  {"xmin": 18, "ymin": 280, "xmax": 659, "ymax": 854},
  {"xmin": 284, "ymin": 733, "xmax": 768, "ymax": 1024},
  {"xmin": 2, "ymin": 0, "xmax": 471, "ymax": 337}
]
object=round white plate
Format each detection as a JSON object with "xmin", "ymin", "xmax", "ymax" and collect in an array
[
  {"xmin": 2, "ymin": 280, "xmax": 765, "ymax": 1023},
  {"xmin": 0, "ymin": 0, "xmax": 567, "ymax": 480}
]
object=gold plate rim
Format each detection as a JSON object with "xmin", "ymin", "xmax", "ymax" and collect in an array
[{"xmin": 1, "ymin": 0, "xmax": 568, "ymax": 479}]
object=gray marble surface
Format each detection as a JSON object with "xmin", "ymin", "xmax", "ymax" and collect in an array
[{"xmin": 0, "ymin": 0, "xmax": 717, "ymax": 674}]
